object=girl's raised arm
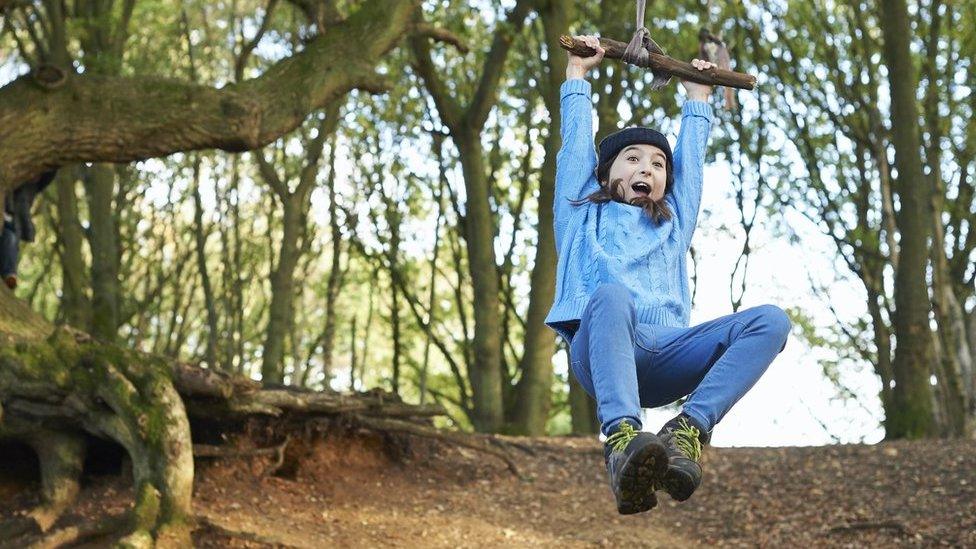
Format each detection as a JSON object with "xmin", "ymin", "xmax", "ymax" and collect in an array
[
  {"xmin": 670, "ymin": 60, "xmax": 716, "ymax": 248},
  {"xmin": 554, "ymin": 35, "xmax": 603, "ymax": 251}
]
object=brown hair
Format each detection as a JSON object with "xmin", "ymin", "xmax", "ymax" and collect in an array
[{"xmin": 568, "ymin": 156, "xmax": 674, "ymax": 224}]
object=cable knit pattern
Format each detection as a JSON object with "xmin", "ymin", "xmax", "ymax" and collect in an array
[{"xmin": 545, "ymin": 79, "xmax": 713, "ymax": 345}]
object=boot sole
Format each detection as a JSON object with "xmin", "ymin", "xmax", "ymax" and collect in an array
[
  {"xmin": 615, "ymin": 438, "xmax": 669, "ymax": 515},
  {"xmin": 662, "ymin": 464, "xmax": 701, "ymax": 502}
]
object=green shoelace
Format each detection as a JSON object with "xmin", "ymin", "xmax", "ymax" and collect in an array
[
  {"xmin": 671, "ymin": 418, "xmax": 703, "ymax": 462},
  {"xmin": 606, "ymin": 422, "xmax": 639, "ymax": 454}
]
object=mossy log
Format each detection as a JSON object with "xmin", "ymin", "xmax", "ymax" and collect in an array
[{"xmin": 0, "ymin": 288, "xmax": 448, "ymax": 547}]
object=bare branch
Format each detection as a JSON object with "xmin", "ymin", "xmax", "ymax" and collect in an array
[{"xmin": 413, "ymin": 22, "xmax": 468, "ymax": 53}]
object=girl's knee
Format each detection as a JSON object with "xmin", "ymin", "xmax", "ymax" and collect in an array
[{"xmin": 754, "ymin": 304, "xmax": 791, "ymax": 338}]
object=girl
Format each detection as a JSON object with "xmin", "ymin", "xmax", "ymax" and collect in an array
[{"xmin": 544, "ymin": 35, "xmax": 791, "ymax": 515}]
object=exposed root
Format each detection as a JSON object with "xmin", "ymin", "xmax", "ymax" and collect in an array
[
  {"xmin": 0, "ymin": 327, "xmax": 194, "ymax": 546},
  {"xmin": 488, "ymin": 435, "xmax": 539, "ymax": 456},
  {"xmin": 2, "ymin": 294, "xmax": 453, "ymax": 545},
  {"xmin": 354, "ymin": 416, "xmax": 524, "ymax": 479},
  {"xmin": 26, "ymin": 430, "xmax": 86, "ymax": 532},
  {"xmin": 196, "ymin": 514, "xmax": 303, "ymax": 547},
  {"xmin": 0, "ymin": 516, "xmax": 43, "ymax": 546},
  {"xmin": 0, "ymin": 425, "xmax": 85, "ymax": 543},
  {"xmin": 826, "ymin": 520, "xmax": 913, "ymax": 536},
  {"xmin": 194, "ymin": 435, "xmax": 291, "ymax": 477},
  {"xmin": 26, "ymin": 513, "xmax": 128, "ymax": 549},
  {"xmin": 183, "ymin": 386, "xmax": 446, "ymax": 419}
]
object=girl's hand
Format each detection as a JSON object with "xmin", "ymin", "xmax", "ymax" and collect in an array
[
  {"xmin": 566, "ymin": 35, "xmax": 605, "ymax": 80},
  {"xmin": 681, "ymin": 58, "xmax": 717, "ymax": 102}
]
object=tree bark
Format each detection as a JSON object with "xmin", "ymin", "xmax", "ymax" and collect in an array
[
  {"xmin": 557, "ymin": 35, "xmax": 757, "ymax": 90},
  {"xmin": 879, "ymin": 0, "xmax": 937, "ymax": 438},
  {"xmin": 454, "ymin": 133, "xmax": 506, "ymax": 432},
  {"xmin": 384, "ymin": 194, "xmax": 404, "ymax": 397},
  {"xmin": 0, "ymin": 290, "xmax": 194, "ymax": 545},
  {"xmin": 191, "ymin": 157, "xmax": 221, "ymax": 370},
  {"xmin": 261, "ymin": 198, "xmax": 303, "ymax": 385},
  {"xmin": 0, "ymin": 0, "xmax": 420, "ymax": 191},
  {"xmin": 319, "ymin": 139, "xmax": 347, "ymax": 389},
  {"xmin": 507, "ymin": 0, "xmax": 569, "ymax": 435},
  {"xmin": 569, "ymin": 374, "xmax": 600, "ymax": 435},
  {"xmin": 53, "ymin": 168, "xmax": 92, "ymax": 329},
  {"xmin": 83, "ymin": 164, "xmax": 121, "ymax": 343}
]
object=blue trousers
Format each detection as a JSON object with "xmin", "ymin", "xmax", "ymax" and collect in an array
[
  {"xmin": 0, "ymin": 220, "xmax": 17, "ymax": 278},
  {"xmin": 569, "ymin": 283, "xmax": 791, "ymax": 436}
]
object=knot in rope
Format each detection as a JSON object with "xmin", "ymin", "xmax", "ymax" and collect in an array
[{"xmin": 621, "ymin": 0, "xmax": 651, "ymax": 67}]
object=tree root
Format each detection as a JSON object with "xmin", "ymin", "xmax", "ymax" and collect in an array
[
  {"xmin": 0, "ymin": 424, "xmax": 85, "ymax": 542},
  {"xmin": 182, "ymin": 385, "xmax": 446, "ymax": 419},
  {"xmin": 2, "ymin": 291, "xmax": 463, "ymax": 546},
  {"xmin": 0, "ymin": 327, "xmax": 194, "ymax": 546},
  {"xmin": 826, "ymin": 520, "xmax": 913, "ymax": 536},
  {"xmin": 0, "ymin": 516, "xmax": 43, "ymax": 546},
  {"xmin": 195, "ymin": 514, "xmax": 302, "ymax": 547},
  {"xmin": 194, "ymin": 435, "xmax": 291, "ymax": 477},
  {"xmin": 26, "ymin": 513, "xmax": 128, "ymax": 549},
  {"xmin": 353, "ymin": 416, "xmax": 524, "ymax": 479}
]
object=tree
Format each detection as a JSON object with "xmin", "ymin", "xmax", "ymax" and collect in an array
[
  {"xmin": 878, "ymin": 0, "xmax": 937, "ymax": 437},
  {"xmin": 408, "ymin": 0, "xmax": 534, "ymax": 432},
  {"xmin": 0, "ymin": 1, "xmax": 422, "ymax": 543}
]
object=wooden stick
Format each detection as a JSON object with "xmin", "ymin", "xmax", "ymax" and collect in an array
[{"xmin": 559, "ymin": 35, "xmax": 757, "ymax": 91}]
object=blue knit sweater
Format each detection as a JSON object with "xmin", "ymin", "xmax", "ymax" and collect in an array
[{"xmin": 544, "ymin": 79, "xmax": 714, "ymax": 345}]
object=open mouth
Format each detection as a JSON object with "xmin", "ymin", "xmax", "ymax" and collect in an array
[{"xmin": 631, "ymin": 182, "xmax": 651, "ymax": 197}]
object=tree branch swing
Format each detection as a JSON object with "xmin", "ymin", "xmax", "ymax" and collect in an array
[{"xmin": 559, "ymin": 0, "xmax": 756, "ymax": 91}]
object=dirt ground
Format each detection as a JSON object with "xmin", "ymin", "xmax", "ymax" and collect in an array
[{"xmin": 2, "ymin": 431, "xmax": 975, "ymax": 547}]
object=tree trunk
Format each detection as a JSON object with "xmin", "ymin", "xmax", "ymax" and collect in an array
[
  {"xmin": 218, "ymin": 157, "xmax": 247, "ymax": 374},
  {"xmin": 920, "ymin": 0, "xmax": 970, "ymax": 437},
  {"xmin": 54, "ymin": 169, "xmax": 92, "ymax": 329},
  {"xmin": 258, "ymin": 112, "xmax": 334, "ymax": 385},
  {"xmin": 455, "ymin": 133, "xmax": 505, "ymax": 432},
  {"xmin": 262, "ymin": 202, "xmax": 302, "ymax": 384},
  {"xmin": 866, "ymin": 288, "xmax": 895, "ymax": 427},
  {"xmin": 507, "ymin": 0, "xmax": 570, "ymax": 435},
  {"xmin": 879, "ymin": 0, "xmax": 937, "ymax": 438},
  {"xmin": 569, "ymin": 374, "xmax": 600, "ymax": 435},
  {"xmin": 319, "ymin": 142, "xmax": 345, "ymax": 389},
  {"xmin": 191, "ymin": 158, "xmax": 221, "ymax": 370},
  {"xmin": 84, "ymin": 164, "xmax": 120, "ymax": 343},
  {"xmin": 409, "ymin": 0, "xmax": 533, "ymax": 432}
]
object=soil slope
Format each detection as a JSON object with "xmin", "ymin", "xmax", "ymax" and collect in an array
[{"xmin": 2, "ymin": 434, "xmax": 974, "ymax": 547}]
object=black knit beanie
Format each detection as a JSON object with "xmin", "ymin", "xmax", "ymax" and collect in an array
[{"xmin": 597, "ymin": 127, "xmax": 674, "ymax": 191}]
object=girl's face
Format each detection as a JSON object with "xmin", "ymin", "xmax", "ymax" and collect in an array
[{"xmin": 603, "ymin": 144, "xmax": 668, "ymax": 204}]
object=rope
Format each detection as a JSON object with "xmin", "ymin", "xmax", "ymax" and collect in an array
[{"xmin": 621, "ymin": 0, "xmax": 650, "ymax": 66}]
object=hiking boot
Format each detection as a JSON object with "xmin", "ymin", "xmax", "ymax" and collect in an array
[
  {"xmin": 656, "ymin": 414, "xmax": 709, "ymax": 502},
  {"xmin": 3, "ymin": 274, "xmax": 15, "ymax": 290},
  {"xmin": 604, "ymin": 421, "xmax": 669, "ymax": 515}
]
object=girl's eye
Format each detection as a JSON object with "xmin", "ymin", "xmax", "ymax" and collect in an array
[
  {"xmin": 627, "ymin": 156, "xmax": 638, "ymax": 161},
  {"xmin": 653, "ymin": 162, "xmax": 663, "ymax": 168}
]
